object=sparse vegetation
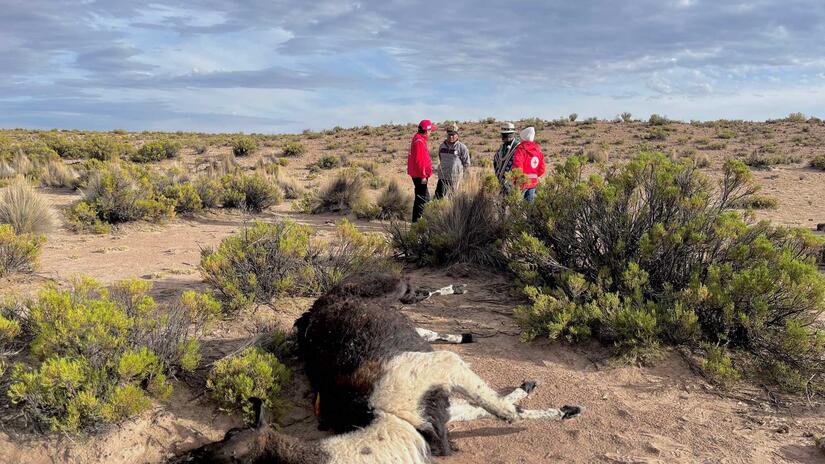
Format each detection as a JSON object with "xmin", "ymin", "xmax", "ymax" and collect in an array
[
  {"xmin": 310, "ymin": 170, "xmax": 367, "ymax": 214},
  {"xmin": 131, "ymin": 140, "xmax": 181, "ymax": 163},
  {"xmin": 282, "ymin": 140, "xmax": 306, "ymax": 157}
]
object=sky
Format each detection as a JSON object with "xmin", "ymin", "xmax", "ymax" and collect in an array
[{"xmin": 2, "ymin": 0, "xmax": 825, "ymax": 133}]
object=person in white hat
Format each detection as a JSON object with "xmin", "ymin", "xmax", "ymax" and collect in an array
[{"xmin": 493, "ymin": 122, "xmax": 520, "ymax": 191}]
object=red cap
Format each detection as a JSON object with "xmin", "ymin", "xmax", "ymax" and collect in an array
[{"xmin": 418, "ymin": 119, "xmax": 438, "ymax": 131}]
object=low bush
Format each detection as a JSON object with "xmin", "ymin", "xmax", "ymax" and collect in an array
[
  {"xmin": 163, "ymin": 182, "xmax": 203, "ymax": 215},
  {"xmin": 131, "ymin": 140, "xmax": 181, "ymax": 163},
  {"xmin": 193, "ymin": 175, "xmax": 224, "ymax": 209},
  {"xmin": 744, "ymin": 150, "xmax": 799, "ymax": 167},
  {"xmin": 232, "ymin": 137, "xmax": 259, "ymax": 157},
  {"xmin": 200, "ymin": 219, "xmax": 391, "ymax": 312},
  {"xmin": 510, "ymin": 153, "xmax": 825, "ymax": 391},
  {"xmin": 81, "ymin": 135, "xmax": 133, "ymax": 161},
  {"xmin": 731, "ymin": 194, "xmax": 778, "ymax": 210},
  {"xmin": 390, "ymin": 175, "xmax": 510, "ymax": 268},
  {"xmin": 200, "ymin": 220, "xmax": 317, "ymax": 312},
  {"xmin": 648, "ymin": 114, "xmax": 670, "ymax": 125},
  {"xmin": 786, "ymin": 112, "xmax": 807, "ymax": 123},
  {"xmin": 67, "ymin": 161, "xmax": 175, "ymax": 231},
  {"xmin": 315, "ymin": 155, "xmax": 341, "ymax": 170},
  {"xmin": 0, "ymin": 224, "xmax": 44, "ymax": 277},
  {"xmin": 221, "ymin": 172, "xmax": 282, "ymax": 213},
  {"xmin": 5, "ymin": 279, "xmax": 214, "ymax": 432},
  {"xmin": 282, "ymin": 141, "xmax": 306, "ymax": 157},
  {"xmin": 207, "ymin": 347, "xmax": 290, "ymax": 425},
  {"xmin": 810, "ymin": 155, "xmax": 825, "ymax": 171},
  {"xmin": 0, "ymin": 178, "xmax": 56, "ymax": 234},
  {"xmin": 277, "ymin": 177, "xmax": 304, "ymax": 200}
]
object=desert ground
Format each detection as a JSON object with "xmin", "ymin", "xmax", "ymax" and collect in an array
[{"xmin": 1, "ymin": 116, "xmax": 825, "ymax": 463}]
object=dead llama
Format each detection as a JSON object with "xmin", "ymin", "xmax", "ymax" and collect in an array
[{"xmin": 174, "ymin": 273, "xmax": 582, "ymax": 463}]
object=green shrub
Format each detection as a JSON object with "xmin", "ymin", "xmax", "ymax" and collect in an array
[
  {"xmin": 131, "ymin": 140, "xmax": 181, "ymax": 163},
  {"xmin": 568, "ymin": 113, "xmax": 578, "ymax": 122},
  {"xmin": 221, "ymin": 172, "xmax": 282, "ymax": 213},
  {"xmin": 315, "ymin": 219, "xmax": 394, "ymax": 291},
  {"xmin": 510, "ymin": 153, "xmax": 825, "ymax": 389},
  {"xmin": 81, "ymin": 135, "xmax": 133, "ymax": 161},
  {"xmin": 786, "ymin": 112, "xmax": 807, "ymax": 123},
  {"xmin": 717, "ymin": 129, "xmax": 736, "ymax": 139},
  {"xmin": 644, "ymin": 128, "xmax": 668, "ymax": 141},
  {"xmin": 163, "ymin": 182, "xmax": 203, "ymax": 215},
  {"xmin": 731, "ymin": 194, "xmax": 778, "ymax": 210},
  {"xmin": 0, "ymin": 224, "xmax": 43, "ymax": 277},
  {"xmin": 232, "ymin": 137, "xmax": 258, "ymax": 157},
  {"xmin": 0, "ymin": 177, "xmax": 56, "ymax": 234},
  {"xmin": 315, "ymin": 155, "xmax": 341, "ymax": 170},
  {"xmin": 43, "ymin": 134, "xmax": 85, "ymax": 159},
  {"xmin": 200, "ymin": 220, "xmax": 317, "ymax": 312},
  {"xmin": 4, "ymin": 278, "xmax": 207, "ymax": 432},
  {"xmin": 648, "ymin": 114, "xmax": 670, "ymax": 126},
  {"xmin": 701, "ymin": 345, "xmax": 740, "ymax": 387},
  {"xmin": 67, "ymin": 161, "xmax": 175, "ymax": 230},
  {"xmin": 810, "ymin": 155, "xmax": 825, "ymax": 170},
  {"xmin": 620, "ymin": 112, "xmax": 633, "ymax": 122},
  {"xmin": 390, "ymin": 175, "xmax": 509, "ymax": 268},
  {"xmin": 193, "ymin": 175, "xmax": 224, "ymax": 208},
  {"xmin": 282, "ymin": 141, "xmax": 306, "ymax": 157},
  {"xmin": 207, "ymin": 347, "xmax": 290, "ymax": 425}
]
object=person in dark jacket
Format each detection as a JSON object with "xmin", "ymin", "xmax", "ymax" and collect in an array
[
  {"xmin": 434, "ymin": 123, "xmax": 471, "ymax": 199},
  {"xmin": 407, "ymin": 119, "xmax": 437, "ymax": 222},
  {"xmin": 493, "ymin": 122, "xmax": 520, "ymax": 193}
]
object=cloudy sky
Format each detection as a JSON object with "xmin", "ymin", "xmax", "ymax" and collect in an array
[{"xmin": 2, "ymin": 0, "xmax": 824, "ymax": 133}]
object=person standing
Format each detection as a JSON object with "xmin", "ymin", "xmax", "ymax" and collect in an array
[
  {"xmin": 407, "ymin": 119, "xmax": 437, "ymax": 222},
  {"xmin": 510, "ymin": 127, "xmax": 546, "ymax": 201},
  {"xmin": 493, "ymin": 122, "xmax": 520, "ymax": 192},
  {"xmin": 434, "ymin": 123, "xmax": 471, "ymax": 199}
]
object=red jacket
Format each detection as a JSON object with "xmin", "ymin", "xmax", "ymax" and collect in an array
[
  {"xmin": 511, "ymin": 140, "xmax": 546, "ymax": 189},
  {"xmin": 407, "ymin": 132, "xmax": 432, "ymax": 178}
]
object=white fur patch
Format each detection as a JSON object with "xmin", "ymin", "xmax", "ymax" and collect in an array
[
  {"xmin": 321, "ymin": 412, "xmax": 430, "ymax": 464},
  {"xmin": 415, "ymin": 327, "xmax": 464, "ymax": 344}
]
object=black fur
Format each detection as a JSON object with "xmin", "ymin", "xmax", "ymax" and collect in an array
[
  {"xmin": 418, "ymin": 387, "xmax": 453, "ymax": 456},
  {"xmin": 294, "ymin": 273, "xmax": 452, "ymax": 454}
]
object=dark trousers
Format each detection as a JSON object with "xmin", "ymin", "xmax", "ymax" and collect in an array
[
  {"xmin": 434, "ymin": 179, "xmax": 455, "ymax": 200},
  {"xmin": 411, "ymin": 177, "xmax": 430, "ymax": 222}
]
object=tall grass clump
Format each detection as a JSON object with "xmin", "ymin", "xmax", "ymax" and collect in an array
[
  {"xmin": 390, "ymin": 175, "xmax": 510, "ymax": 268},
  {"xmin": 4, "ymin": 278, "xmax": 216, "ymax": 432},
  {"xmin": 40, "ymin": 159, "xmax": 79, "ymax": 188},
  {"xmin": 375, "ymin": 179, "xmax": 412, "ymax": 220},
  {"xmin": 221, "ymin": 172, "xmax": 282, "ymax": 213},
  {"xmin": 310, "ymin": 170, "xmax": 367, "ymax": 214},
  {"xmin": 511, "ymin": 153, "xmax": 825, "ymax": 391},
  {"xmin": 0, "ymin": 178, "xmax": 56, "ymax": 234}
]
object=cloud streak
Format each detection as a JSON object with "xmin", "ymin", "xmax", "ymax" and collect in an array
[{"xmin": 1, "ymin": 0, "xmax": 823, "ymax": 131}]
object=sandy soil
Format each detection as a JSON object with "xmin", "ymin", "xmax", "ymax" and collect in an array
[{"xmin": 2, "ymin": 120, "xmax": 825, "ymax": 463}]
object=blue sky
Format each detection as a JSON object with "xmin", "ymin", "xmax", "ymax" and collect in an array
[{"xmin": 2, "ymin": 0, "xmax": 824, "ymax": 133}]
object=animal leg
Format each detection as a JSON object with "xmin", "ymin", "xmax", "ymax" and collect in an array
[
  {"xmin": 449, "ymin": 380, "xmax": 536, "ymax": 422},
  {"xmin": 415, "ymin": 327, "xmax": 474, "ymax": 344},
  {"xmin": 436, "ymin": 352, "xmax": 520, "ymax": 422}
]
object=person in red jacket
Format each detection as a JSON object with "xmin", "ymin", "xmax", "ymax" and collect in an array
[
  {"xmin": 510, "ymin": 127, "xmax": 545, "ymax": 201},
  {"xmin": 407, "ymin": 119, "xmax": 437, "ymax": 221}
]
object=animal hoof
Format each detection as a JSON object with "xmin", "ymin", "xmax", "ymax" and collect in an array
[
  {"xmin": 520, "ymin": 380, "xmax": 538, "ymax": 394},
  {"xmin": 560, "ymin": 405, "xmax": 584, "ymax": 420},
  {"xmin": 461, "ymin": 333, "xmax": 474, "ymax": 344}
]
